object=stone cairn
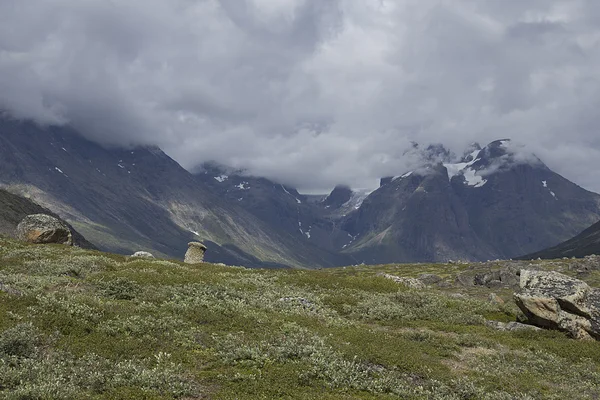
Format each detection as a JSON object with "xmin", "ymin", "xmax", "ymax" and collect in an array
[{"xmin": 184, "ymin": 242, "xmax": 207, "ymax": 264}]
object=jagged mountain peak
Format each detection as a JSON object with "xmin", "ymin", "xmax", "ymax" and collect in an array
[
  {"xmin": 460, "ymin": 142, "xmax": 482, "ymax": 162},
  {"xmin": 194, "ymin": 161, "xmax": 244, "ymax": 179},
  {"xmin": 470, "ymin": 139, "xmax": 546, "ymax": 174},
  {"xmin": 384, "ymin": 139, "xmax": 548, "ymax": 190},
  {"xmin": 403, "ymin": 142, "xmax": 455, "ymax": 164},
  {"xmin": 322, "ymin": 185, "xmax": 353, "ymax": 208}
]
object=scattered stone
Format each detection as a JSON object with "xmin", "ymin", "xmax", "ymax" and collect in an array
[
  {"xmin": 569, "ymin": 255, "xmax": 600, "ymax": 275},
  {"xmin": 455, "ymin": 272, "xmax": 474, "ymax": 287},
  {"xmin": 472, "ymin": 267, "xmax": 520, "ymax": 289},
  {"xmin": 499, "ymin": 268, "xmax": 520, "ymax": 287},
  {"xmin": 378, "ymin": 273, "xmax": 426, "ymax": 289},
  {"xmin": 418, "ymin": 274, "xmax": 443, "ymax": 285},
  {"xmin": 184, "ymin": 242, "xmax": 207, "ymax": 264},
  {"xmin": 488, "ymin": 293, "xmax": 505, "ymax": 305},
  {"xmin": 0, "ymin": 283, "xmax": 23, "ymax": 297},
  {"xmin": 131, "ymin": 251, "xmax": 154, "ymax": 258},
  {"xmin": 485, "ymin": 320, "xmax": 541, "ymax": 332},
  {"xmin": 514, "ymin": 270, "xmax": 600, "ymax": 340},
  {"xmin": 486, "ymin": 280, "xmax": 503, "ymax": 289},
  {"xmin": 16, "ymin": 214, "xmax": 73, "ymax": 246},
  {"xmin": 279, "ymin": 297, "xmax": 315, "ymax": 309}
]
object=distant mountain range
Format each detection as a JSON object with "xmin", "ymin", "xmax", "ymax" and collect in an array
[
  {"xmin": 0, "ymin": 118, "xmax": 350, "ymax": 268},
  {"xmin": 340, "ymin": 140, "xmax": 600, "ymax": 263},
  {"xmin": 1, "ymin": 117, "xmax": 599, "ymax": 267}
]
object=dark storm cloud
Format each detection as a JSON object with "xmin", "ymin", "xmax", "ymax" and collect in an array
[{"xmin": 1, "ymin": 0, "xmax": 600, "ymax": 192}]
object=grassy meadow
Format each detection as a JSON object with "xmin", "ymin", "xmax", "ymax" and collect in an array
[{"xmin": 0, "ymin": 236, "xmax": 599, "ymax": 399}]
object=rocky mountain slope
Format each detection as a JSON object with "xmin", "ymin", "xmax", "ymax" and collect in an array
[
  {"xmin": 0, "ymin": 118, "xmax": 349, "ymax": 268},
  {"xmin": 521, "ymin": 220, "xmax": 600, "ymax": 259},
  {"xmin": 193, "ymin": 163, "xmax": 354, "ymax": 254},
  {"xmin": 2, "ymin": 117, "xmax": 599, "ymax": 267},
  {"xmin": 0, "ymin": 188, "xmax": 94, "ymax": 249},
  {"xmin": 340, "ymin": 140, "xmax": 600, "ymax": 263}
]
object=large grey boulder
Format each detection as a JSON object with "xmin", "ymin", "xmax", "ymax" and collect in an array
[
  {"xmin": 514, "ymin": 270, "xmax": 600, "ymax": 340},
  {"xmin": 16, "ymin": 214, "xmax": 73, "ymax": 246}
]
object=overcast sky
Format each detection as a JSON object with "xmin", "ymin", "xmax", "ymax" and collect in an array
[{"xmin": 1, "ymin": 0, "xmax": 600, "ymax": 192}]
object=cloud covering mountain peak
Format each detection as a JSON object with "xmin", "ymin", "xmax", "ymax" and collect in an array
[{"xmin": 1, "ymin": 0, "xmax": 600, "ymax": 192}]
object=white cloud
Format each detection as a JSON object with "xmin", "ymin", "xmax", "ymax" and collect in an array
[{"xmin": 1, "ymin": 0, "xmax": 600, "ymax": 192}]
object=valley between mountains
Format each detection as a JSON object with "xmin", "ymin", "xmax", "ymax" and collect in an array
[
  {"xmin": 2, "ymin": 119, "xmax": 600, "ymax": 399},
  {"xmin": 1, "ymin": 118, "xmax": 599, "ymax": 268}
]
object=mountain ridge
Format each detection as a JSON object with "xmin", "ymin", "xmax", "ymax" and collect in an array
[
  {"xmin": 520, "ymin": 220, "xmax": 600, "ymax": 259},
  {"xmin": 2, "ymin": 117, "xmax": 599, "ymax": 267}
]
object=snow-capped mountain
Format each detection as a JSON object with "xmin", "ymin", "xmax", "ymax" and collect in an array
[
  {"xmin": 340, "ymin": 140, "xmax": 600, "ymax": 263},
  {"xmin": 319, "ymin": 185, "xmax": 374, "ymax": 218},
  {"xmin": 1, "ymin": 117, "xmax": 598, "ymax": 267}
]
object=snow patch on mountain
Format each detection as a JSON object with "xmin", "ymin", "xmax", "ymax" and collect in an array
[
  {"xmin": 443, "ymin": 150, "xmax": 487, "ymax": 188},
  {"xmin": 281, "ymin": 185, "xmax": 302, "ymax": 204},
  {"xmin": 542, "ymin": 180, "xmax": 558, "ymax": 200},
  {"xmin": 393, "ymin": 171, "xmax": 413, "ymax": 181},
  {"xmin": 214, "ymin": 175, "xmax": 228, "ymax": 183},
  {"xmin": 339, "ymin": 189, "xmax": 374, "ymax": 212},
  {"xmin": 54, "ymin": 167, "xmax": 67, "ymax": 177}
]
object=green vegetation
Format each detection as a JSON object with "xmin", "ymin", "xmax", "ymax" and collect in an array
[{"xmin": 0, "ymin": 236, "xmax": 599, "ymax": 399}]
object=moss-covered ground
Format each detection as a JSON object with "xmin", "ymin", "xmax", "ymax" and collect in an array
[{"xmin": 0, "ymin": 236, "xmax": 599, "ymax": 399}]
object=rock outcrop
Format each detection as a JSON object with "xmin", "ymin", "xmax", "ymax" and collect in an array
[
  {"xmin": 485, "ymin": 320, "xmax": 541, "ymax": 332},
  {"xmin": 514, "ymin": 270, "xmax": 600, "ymax": 340},
  {"xmin": 0, "ymin": 189, "xmax": 95, "ymax": 249},
  {"xmin": 184, "ymin": 242, "xmax": 207, "ymax": 264},
  {"xmin": 16, "ymin": 214, "xmax": 73, "ymax": 246},
  {"xmin": 132, "ymin": 251, "xmax": 154, "ymax": 258},
  {"xmin": 378, "ymin": 273, "xmax": 426, "ymax": 289}
]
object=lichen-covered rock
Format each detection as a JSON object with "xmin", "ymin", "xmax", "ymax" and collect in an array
[
  {"xmin": 473, "ymin": 267, "xmax": 520, "ymax": 289},
  {"xmin": 378, "ymin": 273, "xmax": 426, "ymax": 289},
  {"xmin": 485, "ymin": 320, "xmax": 541, "ymax": 332},
  {"xmin": 184, "ymin": 242, "xmax": 207, "ymax": 264},
  {"xmin": 569, "ymin": 255, "xmax": 600, "ymax": 276},
  {"xmin": 132, "ymin": 251, "xmax": 154, "ymax": 258},
  {"xmin": 514, "ymin": 270, "xmax": 600, "ymax": 340},
  {"xmin": 488, "ymin": 293, "xmax": 505, "ymax": 305},
  {"xmin": 16, "ymin": 214, "xmax": 72, "ymax": 246},
  {"xmin": 418, "ymin": 274, "xmax": 443, "ymax": 285},
  {"xmin": 455, "ymin": 272, "xmax": 474, "ymax": 287}
]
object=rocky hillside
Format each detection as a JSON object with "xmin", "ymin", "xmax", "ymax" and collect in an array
[
  {"xmin": 340, "ymin": 140, "xmax": 600, "ymax": 263},
  {"xmin": 2, "ymin": 117, "xmax": 599, "ymax": 267},
  {"xmin": 0, "ymin": 118, "xmax": 350, "ymax": 268},
  {"xmin": 522, "ymin": 220, "xmax": 600, "ymax": 260},
  {"xmin": 0, "ymin": 236, "xmax": 599, "ymax": 398},
  {"xmin": 0, "ymin": 188, "xmax": 94, "ymax": 249},
  {"xmin": 193, "ymin": 163, "xmax": 354, "ymax": 254}
]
